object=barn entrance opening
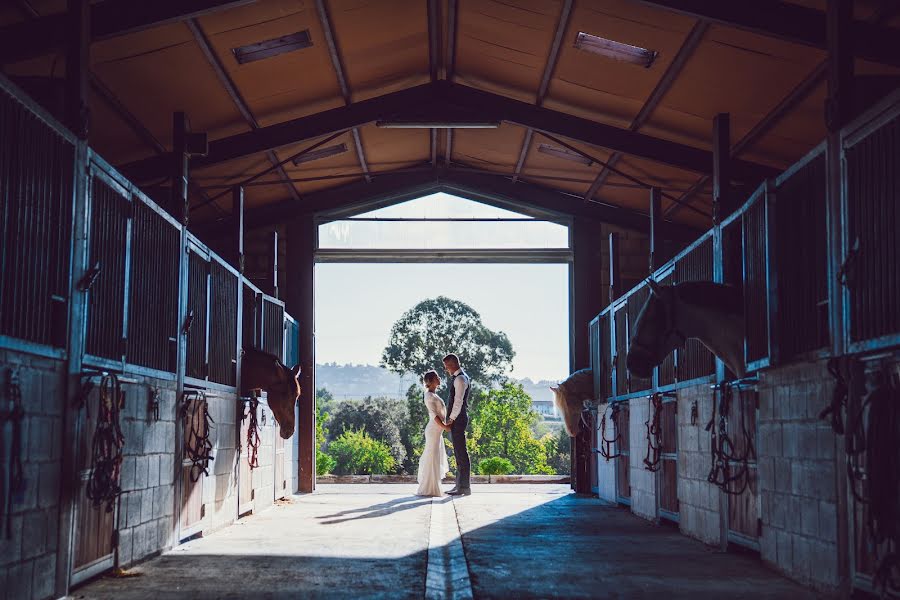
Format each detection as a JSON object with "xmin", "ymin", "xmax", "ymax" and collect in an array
[{"xmin": 312, "ymin": 192, "xmax": 573, "ymax": 486}]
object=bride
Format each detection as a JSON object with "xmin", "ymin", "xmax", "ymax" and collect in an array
[{"xmin": 416, "ymin": 370, "xmax": 451, "ymax": 497}]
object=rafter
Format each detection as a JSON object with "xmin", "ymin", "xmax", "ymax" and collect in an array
[
  {"xmin": 186, "ymin": 18, "xmax": 301, "ymax": 204},
  {"xmin": 634, "ymin": 0, "xmax": 900, "ymax": 68},
  {"xmin": 197, "ymin": 166, "xmax": 701, "ymax": 242},
  {"xmin": 316, "ymin": 0, "xmax": 371, "ymax": 183},
  {"xmin": 0, "ymin": 0, "xmax": 254, "ymax": 64},
  {"xmin": 512, "ymin": 0, "xmax": 573, "ymax": 184},
  {"xmin": 121, "ymin": 81, "xmax": 777, "ymax": 184},
  {"xmin": 585, "ymin": 21, "xmax": 708, "ymax": 203}
]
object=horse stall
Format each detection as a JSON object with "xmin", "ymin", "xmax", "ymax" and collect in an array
[
  {"xmin": 588, "ymin": 87, "xmax": 900, "ymax": 594},
  {"xmin": 0, "ymin": 74, "xmax": 304, "ymax": 598}
]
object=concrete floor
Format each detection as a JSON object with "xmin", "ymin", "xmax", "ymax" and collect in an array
[{"xmin": 71, "ymin": 484, "xmax": 816, "ymax": 600}]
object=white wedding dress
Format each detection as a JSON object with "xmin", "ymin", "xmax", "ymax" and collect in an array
[{"xmin": 416, "ymin": 391, "xmax": 450, "ymax": 496}]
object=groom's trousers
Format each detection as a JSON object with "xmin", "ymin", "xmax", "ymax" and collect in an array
[{"xmin": 451, "ymin": 413, "xmax": 470, "ymax": 490}]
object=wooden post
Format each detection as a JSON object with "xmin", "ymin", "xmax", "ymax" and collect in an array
[
  {"xmin": 649, "ymin": 187, "xmax": 662, "ymax": 274},
  {"xmin": 608, "ymin": 232, "xmax": 621, "ymax": 304},
  {"xmin": 172, "ymin": 112, "xmax": 190, "ymax": 225},
  {"xmin": 826, "ymin": 0, "xmax": 853, "ymax": 593},
  {"xmin": 571, "ymin": 218, "xmax": 605, "ymax": 495},
  {"xmin": 286, "ymin": 215, "xmax": 316, "ymax": 493},
  {"xmin": 712, "ymin": 113, "xmax": 732, "ymax": 225},
  {"xmin": 269, "ymin": 230, "xmax": 279, "ymax": 300},
  {"xmin": 64, "ymin": 0, "xmax": 89, "ymax": 140},
  {"xmin": 231, "ymin": 186, "xmax": 244, "ymax": 274}
]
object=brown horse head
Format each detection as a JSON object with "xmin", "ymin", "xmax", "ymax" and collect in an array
[{"xmin": 241, "ymin": 347, "xmax": 300, "ymax": 439}]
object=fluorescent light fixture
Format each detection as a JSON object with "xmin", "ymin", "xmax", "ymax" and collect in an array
[
  {"xmin": 292, "ymin": 143, "xmax": 348, "ymax": 166},
  {"xmin": 376, "ymin": 120, "xmax": 501, "ymax": 129},
  {"xmin": 574, "ymin": 32, "xmax": 658, "ymax": 68},
  {"xmin": 232, "ymin": 30, "xmax": 312, "ymax": 64},
  {"xmin": 537, "ymin": 143, "xmax": 593, "ymax": 166}
]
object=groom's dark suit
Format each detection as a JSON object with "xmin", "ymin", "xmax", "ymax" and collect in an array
[{"xmin": 446, "ymin": 369, "xmax": 471, "ymax": 491}]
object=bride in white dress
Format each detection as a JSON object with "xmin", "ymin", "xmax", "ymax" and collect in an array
[{"xmin": 416, "ymin": 370, "xmax": 451, "ymax": 497}]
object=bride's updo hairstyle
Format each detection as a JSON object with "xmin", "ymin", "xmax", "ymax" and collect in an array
[{"xmin": 422, "ymin": 370, "xmax": 440, "ymax": 386}]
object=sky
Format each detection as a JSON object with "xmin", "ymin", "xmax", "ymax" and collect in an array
[{"xmin": 313, "ymin": 193, "xmax": 571, "ymax": 383}]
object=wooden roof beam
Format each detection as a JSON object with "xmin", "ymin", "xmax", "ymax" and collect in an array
[
  {"xmin": 634, "ymin": 0, "xmax": 900, "ymax": 68},
  {"xmin": 316, "ymin": 0, "xmax": 371, "ymax": 183},
  {"xmin": 120, "ymin": 81, "xmax": 778, "ymax": 183},
  {"xmin": 513, "ymin": 0, "xmax": 573, "ymax": 183},
  {"xmin": 0, "ymin": 0, "xmax": 255, "ymax": 64}
]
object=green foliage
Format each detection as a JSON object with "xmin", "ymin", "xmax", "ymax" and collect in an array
[
  {"xmin": 380, "ymin": 297, "xmax": 514, "ymax": 385},
  {"xmin": 541, "ymin": 426, "xmax": 571, "ymax": 476},
  {"xmin": 329, "ymin": 429, "xmax": 396, "ymax": 475},
  {"xmin": 470, "ymin": 382, "xmax": 552, "ymax": 475},
  {"xmin": 328, "ymin": 397, "xmax": 407, "ymax": 471},
  {"xmin": 317, "ymin": 451, "xmax": 336, "ymax": 476},
  {"xmin": 478, "ymin": 457, "xmax": 514, "ymax": 475},
  {"xmin": 316, "ymin": 387, "xmax": 334, "ymax": 402}
]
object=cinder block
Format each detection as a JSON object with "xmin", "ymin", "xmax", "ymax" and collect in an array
[
  {"xmin": 48, "ymin": 417, "xmax": 62, "ymax": 463},
  {"xmin": 770, "ymin": 492, "xmax": 788, "ymax": 529},
  {"xmin": 800, "ymin": 500, "xmax": 819, "ymax": 537},
  {"xmin": 776, "ymin": 529, "xmax": 793, "ymax": 571},
  {"xmin": 758, "ymin": 457, "xmax": 775, "ymax": 493},
  {"xmin": 37, "ymin": 462, "xmax": 59, "ymax": 510},
  {"xmin": 760, "ymin": 528, "xmax": 777, "ymax": 563},
  {"xmin": 120, "ymin": 456, "xmax": 136, "ymax": 492},
  {"xmin": 118, "ymin": 526, "xmax": 134, "ymax": 567},
  {"xmin": 159, "ymin": 455, "xmax": 175, "ymax": 486},
  {"xmin": 818, "ymin": 501, "xmax": 837, "ymax": 543},
  {"xmin": 817, "ymin": 426, "xmax": 835, "ymax": 461},
  {"xmin": 157, "ymin": 516, "xmax": 174, "ymax": 551},
  {"xmin": 21, "ymin": 510, "xmax": 47, "ymax": 559},
  {"xmin": 810, "ymin": 538, "xmax": 839, "ymax": 588},
  {"xmin": 126, "ymin": 491, "xmax": 143, "ymax": 529},
  {"xmin": 782, "ymin": 423, "xmax": 800, "ymax": 458},
  {"xmin": 45, "ymin": 507, "xmax": 58, "ymax": 552},
  {"xmin": 774, "ymin": 458, "xmax": 792, "ymax": 493},
  {"xmin": 797, "ymin": 425, "xmax": 818, "ymax": 461},
  {"xmin": 759, "ymin": 389, "xmax": 773, "ymax": 420},
  {"xmin": 791, "ymin": 534, "xmax": 812, "ymax": 582},
  {"xmin": 791, "ymin": 462, "xmax": 807, "ymax": 497},
  {"xmin": 811, "ymin": 462, "xmax": 836, "ymax": 503},
  {"xmin": 7, "ymin": 559, "xmax": 34, "ymax": 600},
  {"xmin": 134, "ymin": 456, "xmax": 149, "ymax": 490},
  {"xmin": 0, "ymin": 514, "xmax": 24, "ymax": 567},
  {"xmin": 31, "ymin": 552, "xmax": 55, "ymax": 600},
  {"xmin": 140, "ymin": 486, "xmax": 154, "ymax": 523},
  {"xmin": 132, "ymin": 521, "xmax": 149, "ymax": 561},
  {"xmin": 147, "ymin": 454, "xmax": 160, "ymax": 488},
  {"xmin": 16, "ymin": 463, "xmax": 39, "ymax": 512}
]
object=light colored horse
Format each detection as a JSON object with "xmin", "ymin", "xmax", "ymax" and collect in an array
[
  {"xmin": 241, "ymin": 347, "xmax": 301, "ymax": 439},
  {"xmin": 626, "ymin": 280, "xmax": 745, "ymax": 380},
  {"xmin": 550, "ymin": 368, "xmax": 593, "ymax": 437}
]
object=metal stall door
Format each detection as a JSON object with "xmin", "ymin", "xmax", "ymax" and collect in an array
[
  {"xmin": 615, "ymin": 402, "xmax": 631, "ymax": 506},
  {"xmin": 71, "ymin": 385, "xmax": 118, "ymax": 585},
  {"xmin": 180, "ymin": 244, "xmax": 211, "ymax": 539},
  {"xmin": 658, "ymin": 397, "xmax": 679, "ymax": 523},
  {"xmin": 725, "ymin": 386, "xmax": 760, "ymax": 550},
  {"xmin": 238, "ymin": 397, "xmax": 255, "ymax": 516}
]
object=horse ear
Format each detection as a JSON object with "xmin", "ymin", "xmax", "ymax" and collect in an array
[
  {"xmin": 550, "ymin": 386, "xmax": 559, "ymax": 393},
  {"xmin": 290, "ymin": 364, "xmax": 301, "ymax": 379},
  {"xmin": 647, "ymin": 278, "xmax": 662, "ymax": 297}
]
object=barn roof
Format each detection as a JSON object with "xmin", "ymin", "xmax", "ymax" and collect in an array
[{"xmin": 2, "ymin": 0, "xmax": 898, "ymax": 236}]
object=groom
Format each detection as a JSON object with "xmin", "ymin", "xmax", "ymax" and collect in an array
[{"xmin": 443, "ymin": 353, "xmax": 471, "ymax": 496}]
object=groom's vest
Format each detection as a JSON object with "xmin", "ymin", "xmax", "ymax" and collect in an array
[{"xmin": 447, "ymin": 370, "xmax": 471, "ymax": 417}]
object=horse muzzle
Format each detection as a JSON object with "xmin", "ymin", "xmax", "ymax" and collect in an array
[{"xmin": 626, "ymin": 349, "xmax": 654, "ymax": 379}]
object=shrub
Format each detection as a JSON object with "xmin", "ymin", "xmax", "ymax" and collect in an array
[
  {"xmin": 316, "ymin": 451, "xmax": 336, "ymax": 476},
  {"xmin": 329, "ymin": 428, "xmax": 396, "ymax": 475},
  {"xmin": 478, "ymin": 457, "xmax": 514, "ymax": 476}
]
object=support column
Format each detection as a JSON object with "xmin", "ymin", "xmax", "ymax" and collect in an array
[
  {"xmin": 287, "ymin": 215, "xmax": 316, "ymax": 493},
  {"xmin": 172, "ymin": 112, "xmax": 190, "ymax": 225},
  {"xmin": 608, "ymin": 232, "xmax": 621, "ymax": 304},
  {"xmin": 571, "ymin": 217, "xmax": 605, "ymax": 495},
  {"xmin": 826, "ymin": 0, "xmax": 853, "ymax": 593},
  {"xmin": 712, "ymin": 113, "xmax": 733, "ymax": 225},
  {"xmin": 58, "ymin": 2, "xmax": 89, "ymax": 595},
  {"xmin": 230, "ymin": 186, "xmax": 244, "ymax": 274},
  {"xmin": 269, "ymin": 230, "xmax": 279, "ymax": 300},
  {"xmin": 649, "ymin": 187, "xmax": 662, "ymax": 274}
]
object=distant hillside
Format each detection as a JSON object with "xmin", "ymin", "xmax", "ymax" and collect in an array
[{"xmin": 315, "ymin": 363, "xmax": 558, "ymax": 406}]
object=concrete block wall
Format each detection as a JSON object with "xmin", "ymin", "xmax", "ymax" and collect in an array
[
  {"xmin": 676, "ymin": 382, "xmax": 722, "ymax": 546},
  {"xmin": 201, "ymin": 392, "xmax": 239, "ymax": 535},
  {"xmin": 757, "ymin": 360, "xmax": 839, "ymax": 591},
  {"xmin": 595, "ymin": 405, "xmax": 617, "ymax": 504},
  {"xmin": 0, "ymin": 352, "xmax": 65, "ymax": 600},
  {"xmin": 115, "ymin": 377, "xmax": 177, "ymax": 568},
  {"xmin": 250, "ymin": 401, "xmax": 277, "ymax": 513},
  {"xmin": 628, "ymin": 397, "xmax": 657, "ymax": 521}
]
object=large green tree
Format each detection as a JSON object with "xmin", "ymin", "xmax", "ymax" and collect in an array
[
  {"xmin": 469, "ymin": 382, "xmax": 551, "ymax": 474},
  {"xmin": 381, "ymin": 297, "xmax": 514, "ymax": 385}
]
